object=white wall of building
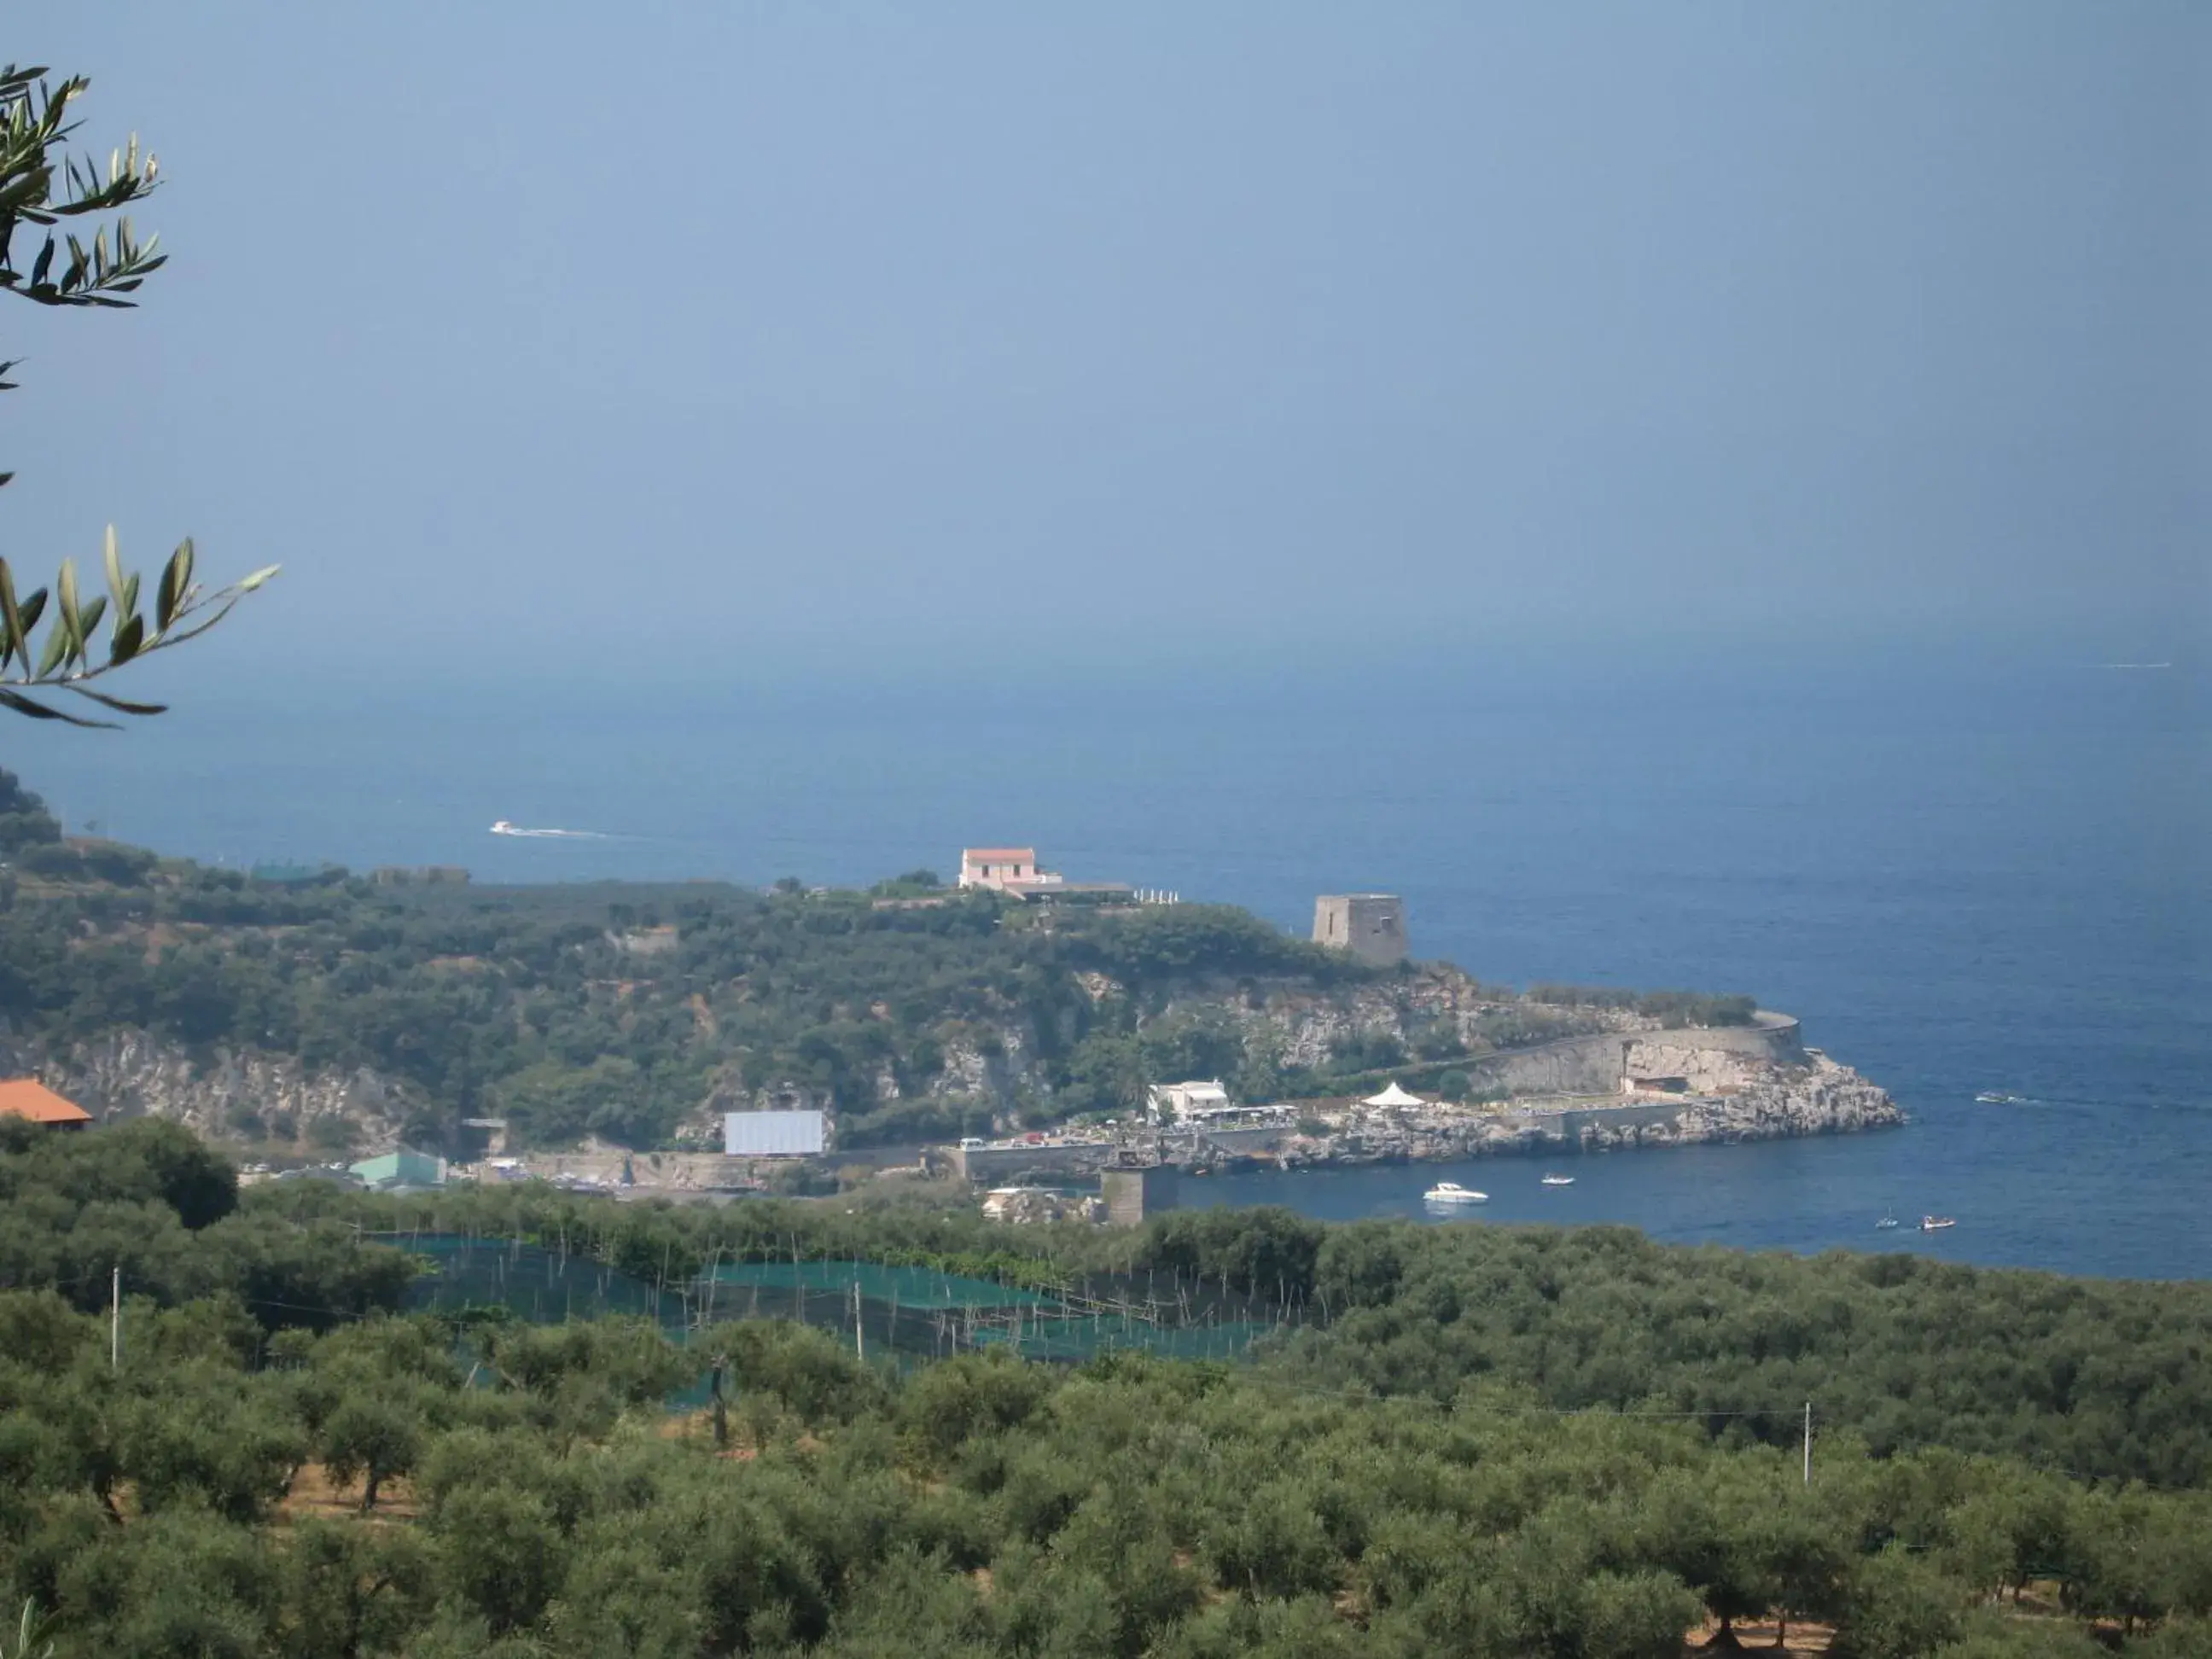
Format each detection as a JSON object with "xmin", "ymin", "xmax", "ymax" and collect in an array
[{"xmin": 724, "ymin": 1109, "xmax": 826, "ymax": 1156}]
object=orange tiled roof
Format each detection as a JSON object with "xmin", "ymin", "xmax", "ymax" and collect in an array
[{"xmin": 0, "ymin": 1078, "xmax": 92, "ymax": 1124}]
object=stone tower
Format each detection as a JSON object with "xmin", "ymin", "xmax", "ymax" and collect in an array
[
  {"xmin": 1100, "ymin": 1163, "xmax": 1179, "ymax": 1227},
  {"xmin": 1313, "ymin": 894, "xmax": 1408, "ymax": 966}
]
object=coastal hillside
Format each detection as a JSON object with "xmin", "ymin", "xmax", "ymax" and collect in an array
[{"xmin": 0, "ymin": 770, "xmax": 1844, "ymax": 1158}]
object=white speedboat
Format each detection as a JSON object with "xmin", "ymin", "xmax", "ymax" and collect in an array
[
  {"xmin": 1423, "ymin": 1181, "xmax": 1487, "ymax": 1205},
  {"xmin": 1876, "ymin": 1212, "xmax": 1900, "ymax": 1230},
  {"xmin": 1973, "ymin": 1092, "xmax": 2018, "ymax": 1104},
  {"xmin": 1540, "ymin": 1173, "xmax": 1575, "ymax": 1187},
  {"xmin": 1920, "ymin": 1215, "xmax": 1956, "ymax": 1232},
  {"xmin": 491, "ymin": 819, "xmax": 519, "ymax": 835}
]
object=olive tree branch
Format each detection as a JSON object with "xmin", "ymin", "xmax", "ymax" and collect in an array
[{"xmin": 0, "ymin": 531, "xmax": 279, "ymax": 725}]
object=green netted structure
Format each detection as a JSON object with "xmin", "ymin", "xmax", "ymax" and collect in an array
[
  {"xmin": 696, "ymin": 1259, "xmax": 1287, "ymax": 1364},
  {"xmin": 386, "ymin": 1236, "xmax": 1306, "ymax": 1366},
  {"xmin": 394, "ymin": 1234, "xmax": 690, "ymax": 1339},
  {"xmin": 698, "ymin": 1260, "xmax": 1051, "ymax": 1312}
]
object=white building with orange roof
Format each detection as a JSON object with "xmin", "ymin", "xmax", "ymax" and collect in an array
[{"xmin": 958, "ymin": 847, "xmax": 1063, "ymax": 892}]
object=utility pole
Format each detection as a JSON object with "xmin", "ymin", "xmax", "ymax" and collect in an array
[
  {"xmin": 1802, "ymin": 1401, "xmax": 1812, "ymax": 1486},
  {"xmin": 110, "ymin": 1266, "xmax": 120, "ymax": 1371}
]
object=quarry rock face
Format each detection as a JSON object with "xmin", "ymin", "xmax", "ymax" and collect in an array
[{"xmin": 2, "ymin": 1026, "xmax": 416, "ymax": 1151}]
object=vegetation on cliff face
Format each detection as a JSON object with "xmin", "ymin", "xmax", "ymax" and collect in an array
[
  {"xmin": 2, "ymin": 1128, "xmax": 2210, "ymax": 1657},
  {"xmin": 1530, "ymin": 983, "xmax": 1761, "ymax": 1028},
  {"xmin": 0, "ymin": 770, "xmax": 1760, "ymax": 1154}
]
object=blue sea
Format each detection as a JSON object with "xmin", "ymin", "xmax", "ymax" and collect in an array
[{"xmin": 15, "ymin": 652, "xmax": 2209, "ymax": 1280}]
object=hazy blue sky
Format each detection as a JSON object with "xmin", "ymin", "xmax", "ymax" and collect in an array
[{"xmin": 9, "ymin": 4, "xmax": 2206, "ymax": 690}]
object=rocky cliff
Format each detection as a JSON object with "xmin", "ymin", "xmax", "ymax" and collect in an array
[
  {"xmin": 0, "ymin": 969, "xmax": 1888, "ymax": 1164},
  {"xmin": 1618, "ymin": 1055, "xmax": 1901, "ymax": 1147},
  {"xmin": 1174, "ymin": 967, "xmax": 1647, "ymax": 1071},
  {"xmin": 0, "ymin": 1026, "xmax": 419, "ymax": 1152}
]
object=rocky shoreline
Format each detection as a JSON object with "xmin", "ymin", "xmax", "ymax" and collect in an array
[
  {"xmin": 1272, "ymin": 1054, "xmax": 1903, "ymax": 1171},
  {"xmin": 949, "ymin": 1051, "xmax": 1905, "ymax": 1188}
]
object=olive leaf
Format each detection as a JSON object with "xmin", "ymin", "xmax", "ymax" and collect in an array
[{"xmin": 1, "ymin": 70, "xmax": 268, "ymax": 725}]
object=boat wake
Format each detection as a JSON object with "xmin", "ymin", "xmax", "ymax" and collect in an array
[{"xmin": 490, "ymin": 820, "xmax": 610, "ymax": 841}]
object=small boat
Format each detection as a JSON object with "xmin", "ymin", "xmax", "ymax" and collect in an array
[
  {"xmin": 1540, "ymin": 1173, "xmax": 1575, "ymax": 1187},
  {"xmin": 1423, "ymin": 1181, "xmax": 1487, "ymax": 1205},
  {"xmin": 1973, "ymin": 1092, "xmax": 2018, "ymax": 1104},
  {"xmin": 1876, "ymin": 1212, "xmax": 1900, "ymax": 1230},
  {"xmin": 1919, "ymin": 1215, "xmax": 1956, "ymax": 1231}
]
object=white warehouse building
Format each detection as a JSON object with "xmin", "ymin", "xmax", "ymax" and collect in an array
[{"xmin": 724, "ymin": 1109, "xmax": 826, "ymax": 1157}]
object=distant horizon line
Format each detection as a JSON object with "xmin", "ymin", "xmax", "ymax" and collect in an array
[{"xmin": 48, "ymin": 630, "xmax": 2203, "ymax": 705}]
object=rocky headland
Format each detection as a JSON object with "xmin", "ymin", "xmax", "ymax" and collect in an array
[
  {"xmin": 0, "ymin": 776, "xmax": 1904, "ymax": 1174},
  {"xmin": 1273, "ymin": 1050, "xmax": 1902, "ymax": 1171}
]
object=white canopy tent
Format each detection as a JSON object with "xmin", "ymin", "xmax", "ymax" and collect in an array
[{"xmin": 1361, "ymin": 1081, "xmax": 1425, "ymax": 1109}]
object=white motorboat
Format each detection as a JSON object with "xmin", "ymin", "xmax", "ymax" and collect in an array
[
  {"xmin": 1920, "ymin": 1215, "xmax": 1956, "ymax": 1232},
  {"xmin": 1973, "ymin": 1092, "xmax": 2018, "ymax": 1104},
  {"xmin": 1876, "ymin": 1212, "xmax": 1900, "ymax": 1230},
  {"xmin": 1423, "ymin": 1181, "xmax": 1487, "ymax": 1205},
  {"xmin": 1540, "ymin": 1173, "xmax": 1575, "ymax": 1187}
]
